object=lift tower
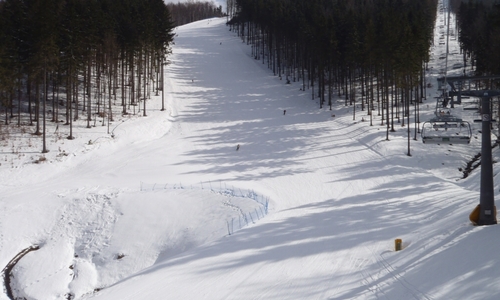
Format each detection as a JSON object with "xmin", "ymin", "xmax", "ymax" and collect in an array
[{"xmin": 438, "ymin": 76, "xmax": 500, "ymax": 225}]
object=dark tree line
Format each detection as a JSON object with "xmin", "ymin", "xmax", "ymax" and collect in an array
[
  {"xmin": 0, "ymin": 0, "xmax": 174, "ymax": 151},
  {"xmin": 229, "ymin": 0, "xmax": 437, "ymax": 155},
  {"xmin": 167, "ymin": 1, "xmax": 224, "ymax": 26},
  {"xmin": 452, "ymin": 0, "xmax": 500, "ymax": 78}
]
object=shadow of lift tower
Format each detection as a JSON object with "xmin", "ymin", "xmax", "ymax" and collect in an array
[{"xmin": 438, "ymin": 75, "xmax": 500, "ymax": 225}]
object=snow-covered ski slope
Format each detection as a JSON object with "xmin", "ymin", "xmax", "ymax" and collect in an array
[{"xmin": 2, "ymin": 1, "xmax": 500, "ymax": 299}]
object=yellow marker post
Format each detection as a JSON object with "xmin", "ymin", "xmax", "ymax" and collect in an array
[{"xmin": 395, "ymin": 239, "xmax": 402, "ymax": 251}]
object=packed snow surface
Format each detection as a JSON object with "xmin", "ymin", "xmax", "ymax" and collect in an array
[{"xmin": 2, "ymin": 3, "xmax": 500, "ymax": 300}]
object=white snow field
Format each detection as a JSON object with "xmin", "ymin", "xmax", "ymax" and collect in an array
[{"xmin": 2, "ymin": 3, "xmax": 500, "ymax": 300}]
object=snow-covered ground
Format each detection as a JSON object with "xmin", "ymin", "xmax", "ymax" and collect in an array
[{"xmin": 2, "ymin": 1, "xmax": 500, "ymax": 299}]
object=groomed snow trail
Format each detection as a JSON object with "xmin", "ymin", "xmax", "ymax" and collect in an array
[{"xmin": 87, "ymin": 14, "xmax": 500, "ymax": 300}]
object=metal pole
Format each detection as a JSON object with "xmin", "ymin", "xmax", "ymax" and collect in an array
[{"xmin": 478, "ymin": 95, "xmax": 497, "ymax": 225}]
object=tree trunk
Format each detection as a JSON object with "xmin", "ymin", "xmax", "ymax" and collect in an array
[{"xmin": 42, "ymin": 68, "xmax": 48, "ymax": 153}]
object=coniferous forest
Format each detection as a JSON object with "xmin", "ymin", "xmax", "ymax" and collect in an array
[
  {"xmin": 228, "ymin": 0, "xmax": 438, "ymax": 149},
  {"xmin": 1, "ymin": 0, "xmax": 500, "ymax": 153},
  {"xmin": 226, "ymin": 0, "xmax": 500, "ymax": 152},
  {"xmin": 451, "ymin": 0, "xmax": 500, "ymax": 76},
  {"xmin": 0, "ymin": 0, "xmax": 174, "ymax": 151},
  {"xmin": 167, "ymin": 1, "xmax": 224, "ymax": 26}
]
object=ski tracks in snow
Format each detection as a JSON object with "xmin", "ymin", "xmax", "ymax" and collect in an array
[
  {"xmin": 323, "ymin": 241, "xmax": 433, "ymax": 300},
  {"xmin": 323, "ymin": 243, "xmax": 373, "ymax": 299},
  {"xmin": 74, "ymin": 192, "xmax": 118, "ymax": 256},
  {"xmin": 17, "ymin": 188, "xmax": 119, "ymax": 298},
  {"xmin": 357, "ymin": 243, "xmax": 433, "ymax": 300},
  {"xmin": 333, "ymin": 117, "xmax": 388, "ymax": 160},
  {"xmin": 373, "ymin": 252, "xmax": 433, "ymax": 300},
  {"xmin": 43, "ymin": 189, "xmax": 119, "ymax": 260}
]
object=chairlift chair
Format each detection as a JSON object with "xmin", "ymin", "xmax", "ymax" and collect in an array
[{"xmin": 421, "ymin": 114, "xmax": 472, "ymax": 144}]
